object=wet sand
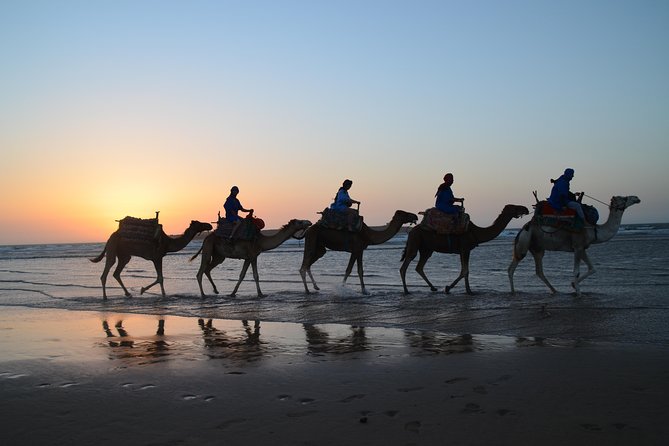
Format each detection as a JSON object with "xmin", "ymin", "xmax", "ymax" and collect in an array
[{"xmin": 1, "ymin": 306, "xmax": 668, "ymax": 445}]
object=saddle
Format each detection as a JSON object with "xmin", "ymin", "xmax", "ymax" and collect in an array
[
  {"xmin": 533, "ymin": 201, "xmax": 590, "ymax": 231},
  {"xmin": 317, "ymin": 208, "xmax": 363, "ymax": 232},
  {"xmin": 214, "ymin": 215, "xmax": 263, "ymax": 240},
  {"xmin": 419, "ymin": 208, "xmax": 469, "ymax": 235},
  {"xmin": 117, "ymin": 213, "xmax": 162, "ymax": 242}
]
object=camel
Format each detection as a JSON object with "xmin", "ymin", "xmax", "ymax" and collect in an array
[
  {"xmin": 508, "ymin": 195, "xmax": 640, "ymax": 296},
  {"xmin": 90, "ymin": 220, "xmax": 212, "ymax": 299},
  {"xmin": 191, "ymin": 219, "xmax": 312, "ymax": 297},
  {"xmin": 400, "ymin": 205, "xmax": 529, "ymax": 295},
  {"xmin": 300, "ymin": 210, "xmax": 418, "ymax": 294}
]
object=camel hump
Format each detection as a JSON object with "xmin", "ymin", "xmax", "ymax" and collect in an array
[{"xmin": 420, "ymin": 208, "xmax": 469, "ymax": 235}]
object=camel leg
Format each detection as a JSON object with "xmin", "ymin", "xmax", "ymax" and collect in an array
[
  {"xmin": 250, "ymin": 258, "xmax": 265, "ymax": 297},
  {"xmin": 111, "ymin": 254, "xmax": 132, "ymax": 298},
  {"xmin": 100, "ymin": 253, "xmax": 117, "ymax": 300},
  {"xmin": 141, "ymin": 259, "xmax": 165, "ymax": 297},
  {"xmin": 576, "ymin": 250, "xmax": 596, "ymax": 284},
  {"xmin": 204, "ymin": 255, "xmax": 225, "ymax": 295},
  {"xmin": 508, "ymin": 227, "xmax": 530, "ymax": 295},
  {"xmin": 300, "ymin": 245, "xmax": 326, "ymax": 293},
  {"xmin": 532, "ymin": 250, "xmax": 557, "ymax": 294},
  {"xmin": 415, "ymin": 250, "xmax": 438, "ymax": 292},
  {"xmin": 343, "ymin": 254, "xmax": 356, "ymax": 283},
  {"xmin": 356, "ymin": 254, "xmax": 367, "ymax": 295},
  {"xmin": 445, "ymin": 251, "xmax": 472, "ymax": 295},
  {"xmin": 399, "ymin": 255, "xmax": 415, "ymax": 295},
  {"xmin": 230, "ymin": 260, "xmax": 251, "ymax": 297},
  {"xmin": 571, "ymin": 250, "xmax": 595, "ymax": 296},
  {"xmin": 508, "ymin": 257, "xmax": 521, "ymax": 295}
]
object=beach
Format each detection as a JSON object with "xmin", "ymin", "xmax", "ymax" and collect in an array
[{"xmin": 1, "ymin": 225, "xmax": 669, "ymax": 445}]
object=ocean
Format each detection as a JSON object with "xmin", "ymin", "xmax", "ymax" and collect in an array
[{"xmin": 1, "ymin": 223, "xmax": 668, "ymax": 345}]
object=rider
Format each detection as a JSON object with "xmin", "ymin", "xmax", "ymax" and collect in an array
[
  {"xmin": 224, "ymin": 186, "xmax": 254, "ymax": 238},
  {"xmin": 548, "ymin": 168, "xmax": 585, "ymax": 221},
  {"xmin": 330, "ymin": 179, "xmax": 361, "ymax": 231},
  {"xmin": 435, "ymin": 173, "xmax": 464, "ymax": 214}
]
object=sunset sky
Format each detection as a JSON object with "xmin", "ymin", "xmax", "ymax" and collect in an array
[{"xmin": 1, "ymin": 0, "xmax": 667, "ymax": 245}]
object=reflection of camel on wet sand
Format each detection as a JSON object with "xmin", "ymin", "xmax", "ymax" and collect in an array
[
  {"xmin": 198, "ymin": 319, "xmax": 264, "ymax": 361},
  {"xmin": 101, "ymin": 319, "xmax": 168, "ymax": 359},
  {"xmin": 90, "ymin": 220, "xmax": 212, "ymax": 299},
  {"xmin": 508, "ymin": 195, "xmax": 640, "ymax": 296},
  {"xmin": 300, "ymin": 210, "xmax": 418, "ymax": 294},
  {"xmin": 302, "ymin": 324, "xmax": 368, "ymax": 355},
  {"xmin": 400, "ymin": 205, "xmax": 529, "ymax": 294},
  {"xmin": 191, "ymin": 219, "xmax": 312, "ymax": 297}
]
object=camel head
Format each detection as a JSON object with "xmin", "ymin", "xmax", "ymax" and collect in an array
[
  {"xmin": 189, "ymin": 220, "xmax": 213, "ymax": 234},
  {"xmin": 285, "ymin": 219, "xmax": 312, "ymax": 239},
  {"xmin": 610, "ymin": 196, "xmax": 640, "ymax": 211},
  {"xmin": 286, "ymin": 219, "xmax": 313, "ymax": 231},
  {"xmin": 502, "ymin": 204, "xmax": 530, "ymax": 219},
  {"xmin": 393, "ymin": 210, "xmax": 419, "ymax": 225}
]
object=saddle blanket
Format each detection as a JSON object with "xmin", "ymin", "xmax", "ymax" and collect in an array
[
  {"xmin": 215, "ymin": 217, "xmax": 263, "ymax": 240},
  {"xmin": 419, "ymin": 208, "xmax": 469, "ymax": 235},
  {"xmin": 117, "ymin": 216, "xmax": 161, "ymax": 241},
  {"xmin": 533, "ymin": 201, "xmax": 599, "ymax": 231},
  {"xmin": 317, "ymin": 208, "xmax": 362, "ymax": 232}
]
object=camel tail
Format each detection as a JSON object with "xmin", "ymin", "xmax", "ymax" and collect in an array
[
  {"xmin": 189, "ymin": 246, "xmax": 203, "ymax": 262},
  {"xmin": 89, "ymin": 246, "xmax": 106, "ymax": 263}
]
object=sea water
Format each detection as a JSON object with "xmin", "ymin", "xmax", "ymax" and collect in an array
[{"xmin": 1, "ymin": 224, "xmax": 668, "ymax": 344}]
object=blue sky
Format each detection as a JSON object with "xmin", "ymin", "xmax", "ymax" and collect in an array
[{"xmin": 1, "ymin": 0, "xmax": 667, "ymax": 244}]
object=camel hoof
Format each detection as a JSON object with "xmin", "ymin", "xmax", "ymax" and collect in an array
[
  {"xmin": 314, "ymin": 285, "xmax": 320, "ymax": 291},
  {"xmin": 362, "ymin": 290, "xmax": 370, "ymax": 295},
  {"xmin": 258, "ymin": 293, "xmax": 266, "ymax": 298},
  {"xmin": 430, "ymin": 287, "xmax": 438, "ymax": 292}
]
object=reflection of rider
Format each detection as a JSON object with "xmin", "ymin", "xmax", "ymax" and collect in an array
[
  {"xmin": 548, "ymin": 168, "xmax": 584, "ymax": 220},
  {"xmin": 435, "ymin": 173, "xmax": 464, "ymax": 214},
  {"xmin": 224, "ymin": 186, "xmax": 254, "ymax": 239},
  {"xmin": 330, "ymin": 179, "xmax": 361, "ymax": 231}
]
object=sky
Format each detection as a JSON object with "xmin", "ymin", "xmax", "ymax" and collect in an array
[{"xmin": 1, "ymin": 0, "xmax": 668, "ymax": 245}]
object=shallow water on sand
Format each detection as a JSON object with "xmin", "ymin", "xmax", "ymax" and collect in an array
[{"xmin": 1, "ymin": 225, "xmax": 669, "ymax": 344}]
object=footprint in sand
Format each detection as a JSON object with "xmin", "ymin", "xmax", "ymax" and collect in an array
[
  {"xmin": 216, "ymin": 418, "xmax": 247, "ymax": 430},
  {"xmin": 277, "ymin": 394, "xmax": 292, "ymax": 401},
  {"xmin": 496, "ymin": 408, "xmax": 517, "ymax": 416},
  {"xmin": 580, "ymin": 423, "xmax": 602, "ymax": 431},
  {"xmin": 203, "ymin": 396, "xmax": 216, "ymax": 402},
  {"xmin": 444, "ymin": 377, "xmax": 468, "ymax": 384},
  {"xmin": 140, "ymin": 384, "xmax": 156, "ymax": 390},
  {"xmin": 404, "ymin": 421, "xmax": 421, "ymax": 433},
  {"xmin": 36, "ymin": 383, "xmax": 52, "ymax": 388},
  {"xmin": 384, "ymin": 410, "xmax": 400, "ymax": 418},
  {"xmin": 182, "ymin": 394, "xmax": 198, "ymax": 401},
  {"xmin": 462, "ymin": 403, "xmax": 485, "ymax": 414},
  {"xmin": 299, "ymin": 398, "xmax": 316, "ymax": 405},
  {"xmin": 60, "ymin": 382, "xmax": 78, "ymax": 388},
  {"xmin": 287, "ymin": 410, "xmax": 318, "ymax": 418},
  {"xmin": 473, "ymin": 385, "xmax": 488, "ymax": 394},
  {"xmin": 397, "ymin": 386, "xmax": 424, "ymax": 393},
  {"xmin": 489, "ymin": 374, "xmax": 512, "ymax": 385},
  {"xmin": 340, "ymin": 394, "xmax": 365, "ymax": 403}
]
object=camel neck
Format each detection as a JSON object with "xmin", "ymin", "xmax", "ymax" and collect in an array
[
  {"xmin": 591, "ymin": 207, "xmax": 624, "ymax": 243},
  {"xmin": 469, "ymin": 212, "xmax": 514, "ymax": 244},
  {"xmin": 363, "ymin": 219, "xmax": 404, "ymax": 245},
  {"xmin": 165, "ymin": 228, "xmax": 198, "ymax": 253}
]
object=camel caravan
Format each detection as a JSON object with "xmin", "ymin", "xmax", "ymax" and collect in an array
[{"xmin": 90, "ymin": 171, "xmax": 640, "ymax": 299}]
